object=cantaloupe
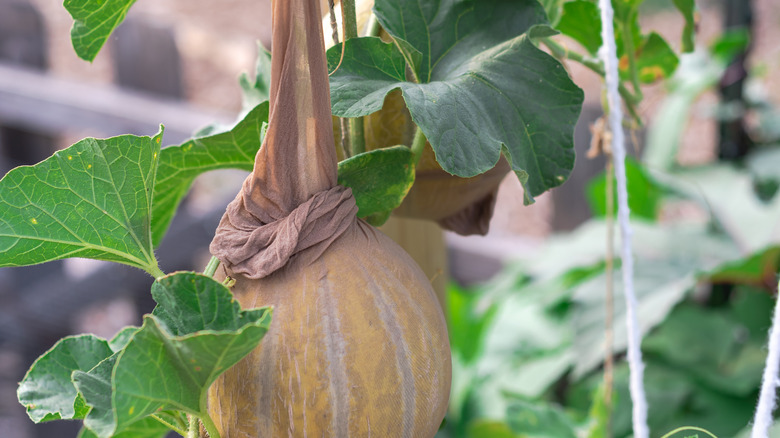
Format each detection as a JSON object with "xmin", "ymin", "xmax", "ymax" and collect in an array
[
  {"xmin": 207, "ymin": 0, "xmax": 451, "ymax": 436},
  {"xmin": 209, "ymin": 222, "xmax": 451, "ymax": 437}
]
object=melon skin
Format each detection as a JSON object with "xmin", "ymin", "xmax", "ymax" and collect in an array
[{"xmin": 208, "ymin": 219, "xmax": 452, "ymax": 438}]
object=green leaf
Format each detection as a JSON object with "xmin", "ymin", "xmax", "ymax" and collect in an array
[
  {"xmin": 73, "ymin": 354, "xmax": 119, "ymax": 437},
  {"xmin": 74, "ymin": 272, "xmax": 272, "ymax": 437},
  {"xmin": 64, "ymin": 0, "xmax": 137, "ymax": 62},
  {"xmin": 486, "ymin": 220, "xmax": 740, "ymax": 380},
  {"xmin": 150, "ymin": 272, "xmax": 271, "ymax": 334},
  {"xmin": 585, "ymin": 383, "xmax": 612, "ymax": 438},
  {"xmin": 330, "ymin": 0, "xmax": 583, "ymax": 204},
  {"xmin": 362, "ymin": 209, "xmax": 392, "ymax": 227},
  {"xmin": 152, "ymin": 103, "xmax": 268, "ymax": 246},
  {"xmin": 673, "ymin": 0, "xmax": 696, "ymax": 53},
  {"xmin": 643, "ymin": 303, "xmax": 766, "ymax": 396},
  {"xmin": 736, "ymin": 423, "xmax": 780, "ymax": 438},
  {"xmin": 585, "ymin": 158, "xmax": 662, "ymax": 220},
  {"xmin": 153, "ymin": 102, "xmax": 413, "ymax": 241},
  {"xmin": 708, "ymin": 246, "xmax": 780, "ymax": 286},
  {"xmin": 587, "ymin": 358, "xmax": 756, "ymax": 437},
  {"xmin": 634, "ymin": 32, "xmax": 679, "ymax": 83},
  {"xmin": 505, "ymin": 398, "xmax": 578, "ymax": 438},
  {"xmin": 747, "ymin": 147, "xmax": 780, "ymax": 202},
  {"xmin": 469, "ymin": 265, "xmax": 593, "ymax": 412},
  {"xmin": 569, "ymin": 221, "xmax": 739, "ymax": 377},
  {"xmin": 732, "ymin": 286, "xmax": 775, "ymax": 341},
  {"xmin": 710, "ymin": 29, "xmax": 750, "ymax": 63},
  {"xmin": 109, "ymin": 327, "xmax": 139, "ymax": 352},
  {"xmin": 149, "ymin": 410, "xmax": 188, "ymax": 434},
  {"xmin": 467, "ymin": 420, "xmax": 518, "ymax": 438},
  {"xmin": 0, "ymin": 130, "xmax": 162, "ymax": 277},
  {"xmin": 17, "ymin": 335, "xmax": 113, "ymax": 423},
  {"xmin": 77, "ymin": 416, "xmax": 170, "ymax": 438},
  {"xmin": 240, "ymin": 43, "xmax": 273, "ymax": 116},
  {"xmin": 654, "ymin": 164, "xmax": 780, "ymax": 253},
  {"xmin": 613, "ymin": 0, "xmax": 642, "ymax": 61},
  {"xmin": 557, "ymin": 1, "xmax": 602, "ymax": 55},
  {"xmin": 559, "ymin": 1, "xmax": 678, "ymax": 83},
  {"xmin": 447, "ymin": 283, "xmax": 497, "ymax": 364},
  {"xmin": 538, "ymin": 0, "xmax": 565, "ymax": 27},
  {"xmin": 336, "ymin": 146, "xmax": 415, "ymax": 220}
]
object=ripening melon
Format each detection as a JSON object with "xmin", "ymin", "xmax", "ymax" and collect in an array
[
  {"xmin": 208, "ymin": 220, "xmax": 451, "ymax": 437},
  {"xmin": 207, "ymin": 0, "xmax": 451, "ymax": 436}
]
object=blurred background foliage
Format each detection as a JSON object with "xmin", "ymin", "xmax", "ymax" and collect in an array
[{"xmin": 436, "ymin": 0, "xmax": 780, "ymax": 435}]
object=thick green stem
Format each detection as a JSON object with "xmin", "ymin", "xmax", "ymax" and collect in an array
[
  {"xmin": 199, "ymin": 387, "xmax": 220, "ymax": 438},
  {"xmin": 341, "ymin": 0, "xmax": 359, "ymax": 40},
  {"xmin": 187, "ymin": 415, "xmax": 199, "ymax": 438},
  {"xmin": 203, "ymin": 256, "xmax": 220, "ymax": 277},
  {"xmin": 148, "ymin": 265, "xmax": 166, "ymax": 280},
  {"xmin": 340, "ymin": 0, "xmax": 365, "ymax": 155},
  {"xmin": 542, "ymin": 37, "xmax": 642, "ymax": 125},
  {"xmin": 349, "ymin": 119, "xmax": 366, "ymax": 155},
  {"xmin": 200, "ymin": 413, "xmax": 220, "ymax": 438},
  {"xmin": 411, "ymin": 126, "xmax": 427, "ymax": 166}
]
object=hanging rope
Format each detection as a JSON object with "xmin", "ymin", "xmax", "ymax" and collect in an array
[
  {"xmin": 597, "ymin": 0, "xmax": 649, "ymax": 437},
  {"xmin": 751, "ymin": 280, "xmax": 780, "ymax": 438}
]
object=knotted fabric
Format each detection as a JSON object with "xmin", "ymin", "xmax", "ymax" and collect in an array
[
  {"xmin": 209, "ymin": 0, "xmax": 353, "ymax": 279},
  {"xmin": 210, "ymin": 185, "xmax": 357, "ymax": 279}
]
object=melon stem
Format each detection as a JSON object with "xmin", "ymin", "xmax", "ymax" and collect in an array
[
  {"xmin": 341, "ymin": 0, "xmax": 366, "ymax": 155},
  {"xmin": 203, "ymin": 256, "xmax": 220, "ymax": 277},
  {"xmin": 187, "ymin": 415, "xmax": 198, "ymax": 438},
  {"xmin": 411, "ymin": 126, "xmax": 427, "ymax": 166},
  {"xmin": 200, "ymin": 414, "xmax": 220, "ymax": 438}
]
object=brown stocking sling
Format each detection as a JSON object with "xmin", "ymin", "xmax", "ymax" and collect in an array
[{"xmin": 210, "ymin": 0, "xmax": 357, "ymax": 279}]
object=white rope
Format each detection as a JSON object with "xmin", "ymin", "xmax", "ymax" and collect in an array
[
  {"xmin": 597, "ymin": 1, "xmax": 649, "ymax": 437},
  {"xmin": 751, "ymin": 280, "xmax": 780, "ymax": 438}
]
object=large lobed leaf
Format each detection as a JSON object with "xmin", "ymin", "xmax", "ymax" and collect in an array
[
  {"xmin": 18, "ymin": 272, "xmax": 272, "ymax": 438},
  {"xmin": 328, "ymin": 0, "xmax": 584, "ymax": 204},
  {"xmin": 0, "ymin": 130, "xmax": 162, "ymax": 276},
  {"xmin": 74, "ymin": 273, "xmax": 272, "ymax": 437},
  {"xmin": 64, "ymin": 0, "xmax": 137, "ymax": 61},
  {"xmin": 0, "ymin": 100, "xmax": 413, "ymax": 268}
]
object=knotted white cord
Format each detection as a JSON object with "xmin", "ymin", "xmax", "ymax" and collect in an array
[{"xmin": 597, "ymin": 1, "xmax": 649, "ymax": 437}]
